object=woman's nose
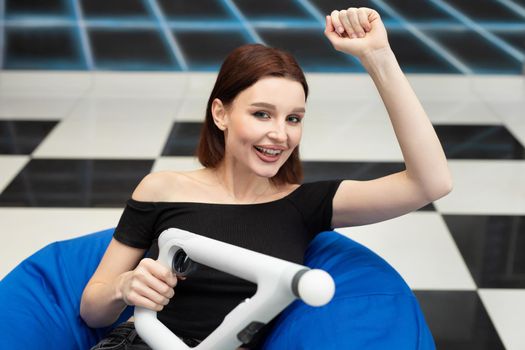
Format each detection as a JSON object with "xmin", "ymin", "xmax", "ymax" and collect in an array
[{"xmin": 267, "ymin": 123, "xmax": 287, "ymax": 142}]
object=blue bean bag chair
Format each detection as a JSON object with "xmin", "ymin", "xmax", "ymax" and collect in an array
[
  {"xmin": 0, "ymin": 229, "xmax": 435, "ymax": 349},
  {"xmin": 262, "ymin": 231, "xmax": 435, "ymax": 350}
]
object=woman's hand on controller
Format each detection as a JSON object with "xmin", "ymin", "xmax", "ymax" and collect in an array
[{"xmin": 118, "ymin": 258, "xmax": 179, "ymax": 311}]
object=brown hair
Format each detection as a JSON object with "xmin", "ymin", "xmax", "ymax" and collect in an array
[{"xmin": 197, "ymin": 44, "xmax": 308, "ymax": 185}]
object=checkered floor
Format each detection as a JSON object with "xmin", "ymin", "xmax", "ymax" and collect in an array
[{"xmin": 0, "ymin": 71, "xmax": 524, "ymax": 349}]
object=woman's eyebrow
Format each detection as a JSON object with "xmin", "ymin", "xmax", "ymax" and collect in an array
[{"xmin": 250, "ymin": 102, "xmax": 305, "ymax": 113}]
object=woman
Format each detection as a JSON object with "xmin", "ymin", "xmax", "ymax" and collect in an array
[{"xmin": 81, "ymin": 7, "xmax": 452, "ymax": 350}]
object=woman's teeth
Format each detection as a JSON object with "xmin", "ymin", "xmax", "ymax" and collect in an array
[{"xmin": 254, "ymin": 146, "xmax": 282, "ymax": 156}]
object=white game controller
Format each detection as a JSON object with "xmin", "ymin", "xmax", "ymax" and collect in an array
[{"xmin": 134, "ymin": 228, "xmax": 335, "ymax": 350}]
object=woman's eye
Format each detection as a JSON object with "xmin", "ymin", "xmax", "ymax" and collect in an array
[
  {"xmin": 253, "ymin": 111, "xmax": 270, "ymax": 119},
  {"xmin": 287, "ymin": 115, "xmax": 302, "ymax": 123}
]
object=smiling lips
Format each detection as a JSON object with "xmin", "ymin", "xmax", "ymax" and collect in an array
[{"xmin": 254, "ymin": 145, "xmax": 286, "ymax": 162}]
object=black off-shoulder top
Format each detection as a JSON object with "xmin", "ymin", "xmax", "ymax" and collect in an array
[{"xmin": 113, "ymin": 180, "xmax": 343, "ymax": 347}]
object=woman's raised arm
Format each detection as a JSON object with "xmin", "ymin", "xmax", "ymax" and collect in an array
[{"xmin": 324, "ymin": 8, "xmax": 452, "ymax": 228}]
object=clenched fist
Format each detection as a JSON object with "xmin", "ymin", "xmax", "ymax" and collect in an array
[{"xmin": 324, "ymin": 7, "xmax": 390, "ymax": 60}]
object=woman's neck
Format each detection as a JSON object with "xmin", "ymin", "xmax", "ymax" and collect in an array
[{"xmin": 211, "ymin": 163, "xmax": 274, "ymax": 204}]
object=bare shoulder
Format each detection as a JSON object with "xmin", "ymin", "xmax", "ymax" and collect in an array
[
  {"xmin": 132, "ymin": 169, "xmax": 210, "ymax": 202},
  {"xmin": 131, "ymin": 171, "xmax": 183, "ymax": 202}
]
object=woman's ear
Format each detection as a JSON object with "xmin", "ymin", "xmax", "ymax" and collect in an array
[{"xmin": 211, "ymin": 98, "xmax": 228, "ymax": 131}]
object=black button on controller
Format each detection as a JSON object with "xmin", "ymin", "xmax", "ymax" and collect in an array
[{"xmin": 237, "ymin": 321, "xmax": 266, "ymax": 344}]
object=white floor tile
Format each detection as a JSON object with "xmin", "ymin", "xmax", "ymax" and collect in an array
[
  {"xmin": 484, "ymin": 99, "xmax": 525, "ymax": 146},
  {"xmin": 305, "ymin": 98, "xmax": 386, "ymax": 122},
  {"xmin": 408, "ymin": 74, "xmax": 473, "ymax": 99},
  {"xmin": 306, "ymin": 73, "xmax": 378, "ymax": 99},
  {"xmin": 88, "ymin": 72, "xmax": 190, "ymax": 99},
  {"xmin": 0, "ymin": 156, "xmax": 29, "ymax": 193},
  {"xmin": 0, "ymin": 71, "xmax": 92, "ymax": 97},
  {"xmin": 301, "ymin": 119, "xmax": 403, "ymax": 161},
  {"xmin": 184, "ymin": 72, "xmax": 217, "ymax": 99},
  {"xmin": 337, "ymin": 212, "xmax": 476, "ymax": 290},
  {"xmin": 0, "ymin": 208, "xmax": 123, "ymax": 279},
  {"xmin": 421, "ymin": 98, "xmax": 502, "ymax": 125},
  {"xmin": 0, "ymin": 96, "xmax": 80, "ymax": 120},
  {"xmin": 33, "ymin": 112, "xmax": 173, "ymax": 159},
  {"xmin": 435, "ymin": 160, "xmax": 525, "ymax": 215},
  {"xmin": 174, "ymin": 97, "xmax": 208, "ymax": 122},
  {"xmin": 68, "ymin": 97, "xmax": 182, "ymax": 120},
  {"xmin": 479, "ymin": 289, "xmax": 525, "ymax": 350},
  {"xmin": 152, "ymin": 156, "xmax": 203, "ymax": 173},
  {"xmin": 470, "ymin": 75, "xmax": 525, "ymax": 102}
]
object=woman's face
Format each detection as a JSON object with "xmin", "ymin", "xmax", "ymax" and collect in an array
[{"xmin": 217, "ymin": 76, "xmax": 306, "ymax": 179}]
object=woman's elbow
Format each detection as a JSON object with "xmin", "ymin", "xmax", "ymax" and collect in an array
[
  {"xmin": 426, "ymin": 177, "xmax": 453, "ymax": 202},
  {"xmin": 80, "ymin": 290, "xmax": 112, "ymax": 328}
]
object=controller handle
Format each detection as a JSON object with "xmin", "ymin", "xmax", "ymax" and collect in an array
[{"xmin": 134, "ymin": 228, "xmax": 335, "ymax": 350}]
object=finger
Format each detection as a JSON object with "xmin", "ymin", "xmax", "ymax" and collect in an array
[
  {"xmin": 139, "ymin": 272, "xmax": 175, "ymax": 299},
  {"xmin": 143, "ymin": 259, "xmax": 178, "ymax": 287},
  {"xmin": 324, "ymin": 15, "xmax": 343, "ymax": 45},
  {"xmin": 134, "ymin": 282, "xmax": 172, "ymax": 306},
  {"xmin": 339, "ymin": 10, "xmax": 355, "ymax": 38},
  {"xmin": 325, "ymin": 14, "xmax": 335, "ymax": 33},
  {"xmin": 346, "ymin": 8, "xmax": 364, "ymax": 38},
  {"xmin": 126, "ymin": 291, "xmax": 165, "ymax": 311},
  {"xmin": 357, "ymin": 8, "xmax": 371, "ymax": 32},
  {"xmin": 330, "ymin": 10, "xmax": 344, "ymax": 35}
]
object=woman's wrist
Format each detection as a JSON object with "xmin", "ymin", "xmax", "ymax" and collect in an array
[
  {"xmin": 359, "ymin": 45, "xmax": 395, "ymax": 65},
  {"xmin": 359, "ymin": 47, "xmax": 401, "ymax": 84},
  {"xmin": 115, "ymin": 271, "xmax": 130, "ymax": 305}
]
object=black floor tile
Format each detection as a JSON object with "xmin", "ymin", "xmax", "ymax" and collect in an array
[
  {"xmin": 435, "ymin": 125, "xmax": 525, "ymax": 160},
  {"xmin": 174, "ymin": 30, "xmax": 248, "ymax": 70},
  {"xmin": 5, "ymin": 0, "xmax": 70, "ymax": 16},
  {"xmin": 388, "ymin": 30, "xmax": 461, "ymax": 73},
  {"xmin": 88, "ymin": 29, "xmax": 178, "ymax": 70},
  {"xmin": 81, "ymin": 0, "xmax": 150, "ymax": 18},
  {"xmin": 443, "ymin": 0, "xmax": 524, "ymax": 22},
  {"xmin": 159, "ymin": 0, "xmax": 233, "ymax": 20},
  {"xmin": 443, "ymin": 215, "xmax": 525, "ymax": 288},
  {"xmin": 302, "ymin": 161, "xmax": 435, "ymax": 211},
  {"xmin": 0, "ymin": 120, "xmax": 58, "ymax": 155},
  {"xmin": 0, "ymin": 159, "xmax": 154, "ymax": 207},
  {"xmin": 256, "ymin": 28, "xmax": 362, "ymax": 72},
  {"xmin": 4, "ymin": 28, "xmax": 85, "ymax": 70},
  {"xmin": 162, "ymin": 122, "xmax": 202, "ymax": 156},
  {"xmin": 385, "ymin": 0, "xmax": 457, "ymax": 22},
  {"xmin": 303, "ymin": 160, "xmax": 406, "ymax": 182},
  {"xmin": 414, "ymin": 290, "xmax": 505, "ymax": 349},
  {"xmin": 233, "ymin": 0, "xmax": 313, "ymax": 20},
  {"xmin": 425, "ymin": 29, "xmax": 523, "ymax": 74},
  {"xmin": 308, "ymin": 0, "xmax": 394, "ymax": 21}
]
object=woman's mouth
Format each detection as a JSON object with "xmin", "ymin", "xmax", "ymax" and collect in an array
[{"xmin": 254, "ymin": 146, "xmax": 284, "ymax": 162}]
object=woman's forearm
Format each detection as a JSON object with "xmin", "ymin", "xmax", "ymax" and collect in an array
[
  {"xmin": 80, "ymin": 273, "xmax": 129, "ymax": 328},
  {"xmin": 360, "ymin": 48, "xmax": 453, "ymax": 200}
]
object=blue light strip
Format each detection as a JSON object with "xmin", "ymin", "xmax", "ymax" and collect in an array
[
  {"xmin": 70, "ymin": 0, "xmax": 93, "ymax": 69},
  {"xmin": 221, "ymin": 0, "xmax": 264, "ymax": 44},
  {"xmin": 496, "ymin": 0, "xmax": 525, "ymax": 19},
  {"xmin": 144, "ymin": 0, "xmax": 188, "ymax": 70},
  {"xmin": 295, "ymin": 0, "xmax": 325, "ymax": 23},
  {"xmin": 372, "ymin": 0, "xmax": 472, "ymax": 74},
  {"xmin": 429, "ymin": 0, "xmax": 525, "ymax": 62},
  {"xmin": 4, "ymin": 17, "xmax": 525, "ymax": 32}
]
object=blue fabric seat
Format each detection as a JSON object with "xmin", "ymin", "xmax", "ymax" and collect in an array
[
  {"xmin": 0, "ymin": 229, "xmax": 434, "ymax": 349},
  {"xmin": 262, "ymin": 231, "xmax": 435, "ymax": 349}
]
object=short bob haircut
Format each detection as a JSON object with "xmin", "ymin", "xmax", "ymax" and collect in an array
[{"xmin": 197, "ymin": 44, "xmax": 309, "ymax": 185}]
